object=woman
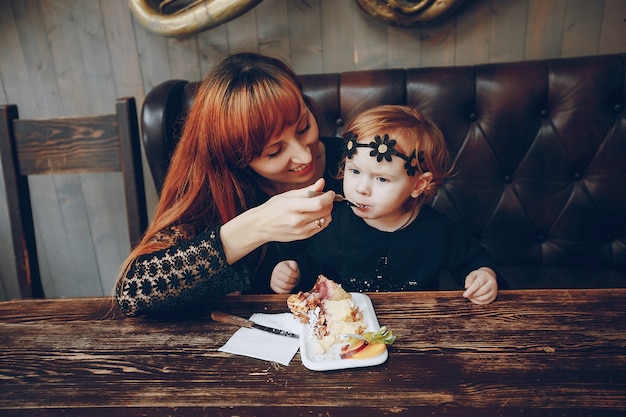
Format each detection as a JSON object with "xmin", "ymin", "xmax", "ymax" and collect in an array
[{"xmin": 116, "ymin": 52, "xmax": 344, "ymax": 316}]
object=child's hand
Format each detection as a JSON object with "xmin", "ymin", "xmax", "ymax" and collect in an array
[
  {"xmin": 463, "ymin": 267, "xmax": 498, "ymax": 305},
  {"xmin": 270, "ymin": 260, "xmax": 301, "ymax": 294}
]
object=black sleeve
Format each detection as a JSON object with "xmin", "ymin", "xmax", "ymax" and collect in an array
[
  {"xmin": 116, "ymin": 226, "xmax": 249, "ymax": 316},
  {"xmin": 445, "ymin": 221, "xmax": 502, "ymax": 287}
]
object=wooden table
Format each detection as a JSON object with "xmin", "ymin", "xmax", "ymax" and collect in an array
[{"xmin": 1, "ymin": 289, "xmax": 625, "ymax": 416}]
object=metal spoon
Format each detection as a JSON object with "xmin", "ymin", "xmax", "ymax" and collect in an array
[{"xmin": 308, "ymin": 191, "xmax": 357, "ymax": 207}]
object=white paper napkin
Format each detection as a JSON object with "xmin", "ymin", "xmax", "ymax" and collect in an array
[{"xmin": 218, "ymin": 313, "xmax": 302, "ymax": 366}]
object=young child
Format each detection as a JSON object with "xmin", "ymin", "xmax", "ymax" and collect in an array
[{"xmin": 271, "ymin": 105, "xmax": 499, "ymax": 304}]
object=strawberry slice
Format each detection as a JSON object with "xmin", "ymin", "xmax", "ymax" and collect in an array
[
  {"xmin": 351, "ymin": 342, "xmax": 387, "ymax": 359},
  {"xmin": 340, "ymin": 339, "xmax": 367, "ymax": 359},
  {"xmin": 340, "ymin": 326, "xmax": 396, "ymax": 360}
]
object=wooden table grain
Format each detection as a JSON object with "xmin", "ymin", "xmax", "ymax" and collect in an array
[{"xmin": 1, "ymin": 289, "xmax": 625, "ymax": 416}]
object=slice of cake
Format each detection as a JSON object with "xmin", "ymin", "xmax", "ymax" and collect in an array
[{"xmin": 288, "ymin": 275, "xmax": 367, "ymax": 353}]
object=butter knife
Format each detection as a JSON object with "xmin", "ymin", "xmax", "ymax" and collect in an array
[{"xmin": 211, "ymin": 311, "xmax": 299, "ymax": 339}]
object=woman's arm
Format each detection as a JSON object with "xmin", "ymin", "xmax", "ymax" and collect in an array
[
  {"xmin": 219, "ymin": 178, "xmax": 334, "ymax": 263},
  {"xmin": 117, "ymin": 180, "xmax": 335, "ymax": 316},
  {"xmin": 116, "ymin": 226, "xmax": 248, "ymax": 316}
]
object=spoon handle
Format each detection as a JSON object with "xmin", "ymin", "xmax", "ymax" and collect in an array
[{"xmin": 307, "ymin": 191, "xmax": 356, "ymax": 206}]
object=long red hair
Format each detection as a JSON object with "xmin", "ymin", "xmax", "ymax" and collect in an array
[{"xmin": 118, "ymin": 53, "xmax": 306, "ymax": 280}]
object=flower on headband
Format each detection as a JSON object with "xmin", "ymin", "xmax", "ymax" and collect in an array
[
  {"xmin": 369, "ymin": 134, "xmax": 397, "ymax": 162},
  {"xmin": 404, "ymin": 151, "xmax": 425, "ymax": 177},
  {"xmin": 343, "ymin": 131, "xmax": 425, "ymax": 177},
  {"xmin": 398, "ymin": 151, "xmax": 426, "ymax": 177},
  {"xmin": 404, "ymin": 151, "xmax": 418, "ymax": 177},
  {"xmin": 343, "ymin": 132, "xmax": 359, "ymax": 159},
  {"xmin": 418, "ymin": 150, "xmax": 425, "ymax": 164}
]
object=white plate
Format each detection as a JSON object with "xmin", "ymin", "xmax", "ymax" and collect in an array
[{"xmin": 299, "ymin": 292, "xmax": 388, "ymax": 371}]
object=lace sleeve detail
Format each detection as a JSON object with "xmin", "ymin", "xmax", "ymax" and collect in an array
[{"xmin": 116, "ymin": 225, "xmax": 249, "ymax": 316}]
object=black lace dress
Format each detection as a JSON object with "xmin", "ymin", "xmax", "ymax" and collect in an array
[
  {"xmin": 298, "ymin": 204, "xmax": 498, "ymax": 292},
  {"xmin": 116, "ymin": 137, "xmax": 344, "ymax": 316}
]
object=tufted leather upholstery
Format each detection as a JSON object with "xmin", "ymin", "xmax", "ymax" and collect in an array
[{"xmin": 141, "ymin": 54, "xmax": 626, "ymax": 289}]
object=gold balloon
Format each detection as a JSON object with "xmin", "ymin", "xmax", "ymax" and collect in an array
[
  {"xmin": 129, "ymin": 0, "xmax": 263, "ymax": 37},
  {"xmin": 355, "ymin": 0, "xmax": 465, "ymax": 27}
]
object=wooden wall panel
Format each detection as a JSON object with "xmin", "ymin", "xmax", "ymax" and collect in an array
[
  {"xmin": 196, "ymin": 24, "xmax": 229, "ymax": 76},
  {"xmin": 167, "ymin": 36, "xmax": 202, "ymax": 82},
  {"xmin": 75, "ymin": 1, "xmax": 130, "ymax": 296},
  {"xmin": 257, "ymin": 0, "xmax": 291, "ymax": 61},
  {"xmin": 10, "ymin": 0, "xmax": 61, "ymax": 118},
  {"xmin": 387, "ymin": 25, "xmax": 422, "ymax": 69},
  {"xmin": 134, "ymin": 15, "xmax": 171, "ymax": 94},
  {"xmin": 489, "ymin": 0, "xmax": 529, "ymax": 63},
  {"xmin": 420, "ymin": 13, "xmax": 456, "ymax": 67},
  {"xmin": 353, "ymin": 6, "xmax": 389, "ymax": 70},
  {"xmin": 100, "ymin": 0, "xmax": 157, "ymax": 222},
  {"xmin": 0, "ymin": 83, "xmax": 11, "ymax": 300},
  {"xmin": 0, "ymin": 4, "xmax": 30, "ymax": 108},
  {"xmin": 0, "ymin": 2, "xmax": 24, "ymax": 300},
  {"xmin": 321, "ymin": 1, "xmax": 356, "ymax": 72},
  {"xmin": 101, "ymin": 0, "xmax": 146, "ymax": 100},
  {"xmin": 0, "ymin": 0, "xmax": 625, "ymax": 300},
  {"xmin": 287, "ymin": 0, "xmax": 324, "ymax": 74},
  {"xmin": 599, "ymin": 0, "xmax": 626, "ymax": 54},
  {"xmin": 455, "ymin": 0, "xmax": 492, "ymax": 66},
  {"xmin": 226, "ymin": 6, "xmax": 259, "ymax": 54},
  {"xmin": 525, "ymin": 0, "xmax": 567, "ymax": 59},
  {"xmin": 35, "ymin": 1, "xmax": 106, "ymax": 297},
  {"xmin": 561, "ymin": 0, "xmax": 604, "ymax": 58}
]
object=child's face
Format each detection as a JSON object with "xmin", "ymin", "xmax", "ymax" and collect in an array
[{"xmin": 343, "ymin": 147, "xmax": 420, "ymax": 231}]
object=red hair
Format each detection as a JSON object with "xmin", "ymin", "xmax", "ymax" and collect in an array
[{"xmin": 119, "ymin": 53, "xmax": 306, "ymax": 274}]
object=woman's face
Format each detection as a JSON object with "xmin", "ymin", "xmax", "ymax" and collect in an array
[
  {"xmin": 248, "ymin": 98, "xmax": 320, "ymax": 191},
  {"xmin": 343, "ymin": 146, "xmax": 421, "ymax": 231}
]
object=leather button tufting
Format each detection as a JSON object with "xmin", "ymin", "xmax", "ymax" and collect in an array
[
  {"xmin": 540, "ymin": 109, "xmax": 549, "ymax": 118},
  {"xmin": 573, "ymin": 172, "xmax": 582, "ymax": 180},
  {"xmin": 469, "ymin": 112, "xmax": 478, "ymax": 121},
  {"xmin": 336, "ymin": 118, "xmax": 344, "ymax": 127},
  {"xmin": 615, "ymin": 104, "xmax": 622, "ymax": 112},
  {"xmin": 504, "ymin": 175, "xmax": 512, "ymax": 183}
]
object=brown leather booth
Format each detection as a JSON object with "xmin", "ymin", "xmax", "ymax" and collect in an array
[{"xmin": 141, "ymin": 53, "xmax": 626, "ymax": 289}]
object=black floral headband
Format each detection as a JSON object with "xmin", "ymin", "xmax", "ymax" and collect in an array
[{"xmin": 343, "ymin": 132, "xmax": 424, "ymax": 176}]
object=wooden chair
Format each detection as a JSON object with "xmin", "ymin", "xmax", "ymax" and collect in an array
[{"xmin": 0, "ymin": 97, "xmax": 148, "ymax": 298}]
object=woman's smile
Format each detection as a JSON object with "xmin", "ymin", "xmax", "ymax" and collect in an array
[{"xmin": 290, "ymin": 162, "xmax": 313, "ymax": 175}]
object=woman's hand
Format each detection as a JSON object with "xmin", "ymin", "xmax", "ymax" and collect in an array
[
  {"xmin": 220, "ymin": 178, "xmax": 335, "ymax": 264},
  {"xmin": 463, "ymin": 267, "xmax": 498, "ymax": 304},
  {"xmin": 256, "ymin": 178, "xmax": 335, "ymax": 242},
  {"xmin": 270, "ymin": 260, "xmax": 300, "ymax": 293}
]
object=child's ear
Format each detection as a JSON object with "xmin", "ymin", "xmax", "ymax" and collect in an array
[{"xmin": 410, "ymin": 172, "xmax": 433, "ymax": 198}]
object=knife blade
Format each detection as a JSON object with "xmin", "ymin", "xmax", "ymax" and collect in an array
[{"xmin": 211, "ymin": 311, "xmax": 299, "ymax": 339}]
